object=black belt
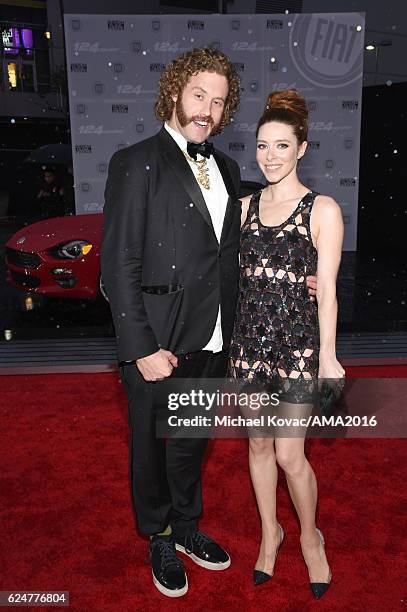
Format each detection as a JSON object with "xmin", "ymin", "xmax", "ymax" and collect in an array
[{"xmin": 141, "ymin": 284, "xmax": 183, "ymax": 295}]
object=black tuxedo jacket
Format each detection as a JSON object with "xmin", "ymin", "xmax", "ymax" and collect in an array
[{"xmin": 101, "ymin": 126, "xmax": 242, "ymax": 363}]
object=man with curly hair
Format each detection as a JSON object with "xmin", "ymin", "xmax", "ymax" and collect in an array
[{"xmin": 101, "ymin": 47, "xmax": 242, "ymax": 597}]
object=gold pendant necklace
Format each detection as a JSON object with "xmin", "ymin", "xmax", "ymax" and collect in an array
[{"xmin": 183, "ymin": 151, "xmax": 210, "ymax": 189}]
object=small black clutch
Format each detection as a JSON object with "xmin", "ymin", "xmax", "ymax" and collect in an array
[{"xmin": 317, "ymin": 378, "xmax": 345, "ymax": 418}]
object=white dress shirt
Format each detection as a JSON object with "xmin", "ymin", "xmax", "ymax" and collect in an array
[{"xmin": 164, "ymin": 122, "xmax": 229, "ymax": 352}]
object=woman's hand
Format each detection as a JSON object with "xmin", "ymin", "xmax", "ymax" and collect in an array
[
  {"xmin": 318, "ymin": 355, "xmax": 345, "ymax": 379},
  {"xmin": 318, "ymin": 356, "xmax": 345, "ymax": 413}
]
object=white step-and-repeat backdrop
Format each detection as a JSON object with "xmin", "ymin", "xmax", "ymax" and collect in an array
[{"xmin": 64, "ymin": 12, "xmax": 364, "ymax": 250}]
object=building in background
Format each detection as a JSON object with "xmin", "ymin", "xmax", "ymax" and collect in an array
[
  {"xmin": 0, "ymin": 0, "xmax": 67, "ymax": 114},
  {"xmin": 0, "ymin": 0, "xmax": 68, "ymax": 216}
]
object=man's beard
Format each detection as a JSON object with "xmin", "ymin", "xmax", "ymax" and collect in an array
[{"xmin": 175, "ymin": 97, "xmax": 221, "ymax": 137}]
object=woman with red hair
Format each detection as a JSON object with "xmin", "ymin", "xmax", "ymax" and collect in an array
[{"xmin": 230, "ymin": 90, "xmax": 344, "ymax": 599}]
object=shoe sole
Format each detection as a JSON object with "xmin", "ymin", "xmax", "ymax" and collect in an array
[
  {"xmin": 152, "ymin": 571, "xmax": 188, "ymax": 597},
  {"xmin": 175, "ymin": 544, "xmax": 231, "ymax": 570}
]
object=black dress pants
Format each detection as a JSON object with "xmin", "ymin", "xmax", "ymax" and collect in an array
[{"xmin": 119, "ymin": 350, "xmax": 228, "ymax": 537}]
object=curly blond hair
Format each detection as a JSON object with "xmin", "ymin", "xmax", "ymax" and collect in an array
[{"xmin": 155, "ymin": 47, "xmax": 241, "ymax": 134}]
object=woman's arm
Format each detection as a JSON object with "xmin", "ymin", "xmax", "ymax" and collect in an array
[
  {"xmin": 312, "ymin": 195, "xmax": 345, "ymax": 378},
  {"xmin": 240, "ymin": 195, "xmax": 251, "ymax": 227}
]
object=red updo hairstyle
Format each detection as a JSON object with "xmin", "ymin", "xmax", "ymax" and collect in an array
[{"xmin": 256, "ymin": 90, "xmax": 308, "ymax": 144}]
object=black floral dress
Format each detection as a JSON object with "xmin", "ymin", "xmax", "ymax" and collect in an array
[{"xmin": 229, "ymin": 190, "xmax": 319, "ymax": 403}]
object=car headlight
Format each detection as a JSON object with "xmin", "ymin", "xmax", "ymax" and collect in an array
[{"xmin": 51, "ymin": 240, "xmax": 93, "ymax": 259}]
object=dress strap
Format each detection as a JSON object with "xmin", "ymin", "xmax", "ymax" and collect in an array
[
  {"xmin": 245, "ymin": 190, "xmax": 262, "ymax": 223},
  {"xmin": 298, "ymin": 190, "xmax": 318, "ymax": 215}
]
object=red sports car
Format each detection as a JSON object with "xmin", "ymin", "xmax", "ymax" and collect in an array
[
  {"xmin": 5, "ymin": 214, "xmax": 106, "ymax": 300},
  {"xmin": 5, "ymin": 181, "xmax": 262, "ymax": 302}
]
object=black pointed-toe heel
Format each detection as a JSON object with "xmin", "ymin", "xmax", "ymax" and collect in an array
[
  {"xmin": 253, "ymin": 523, "xmax": 284, "ymax": 586},
  {"xmin": 309, "ymin": 528, "xmax": 332, "ymax": 600}
]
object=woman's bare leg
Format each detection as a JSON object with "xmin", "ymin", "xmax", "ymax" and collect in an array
[
  {"xmin": 275, "ymin": 431, "xmax": 331, "ymax": 582},
  {"xmin": 249, "ymin": 436, "xmax": 282, "ymax": 574}
]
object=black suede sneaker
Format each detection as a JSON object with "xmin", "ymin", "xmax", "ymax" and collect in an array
[
  {"xmin": 173, "ymin": 531, "xmax": 231, "ymax": 570},
  {"xmin": 150, "ymin": 535, "xmax": 188, "ymax": 597}
]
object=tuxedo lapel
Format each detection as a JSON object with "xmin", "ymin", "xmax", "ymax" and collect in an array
[
  {"xmin": 158, "ymin": 128, "xmax": 215, "ymax": 233},
  {"xmin": 213, "ymin": 150, "xmax": 239, "ymax": 246}
]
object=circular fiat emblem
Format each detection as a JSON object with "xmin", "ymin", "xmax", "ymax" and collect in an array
[{"xmin": 289, "ymin": 14, "xmax": 363, "ymax": 88}]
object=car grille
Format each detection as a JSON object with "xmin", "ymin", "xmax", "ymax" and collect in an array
[
  {"xmin": 6, "ymin": 247, "xmax": 41, "ymax": 269},
  {"xmin": 11, "ymin": 270, "xmax": 41, "ymax": 288}
]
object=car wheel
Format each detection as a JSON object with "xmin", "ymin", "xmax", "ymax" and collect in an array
[{"xmin": 99, "ymin": 275, "xmax": 109, "ymax": 302}]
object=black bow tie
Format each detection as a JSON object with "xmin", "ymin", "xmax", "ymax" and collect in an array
[{"xmin": 187, "ymin": 141, "xmax": 214, "ymax": 160}]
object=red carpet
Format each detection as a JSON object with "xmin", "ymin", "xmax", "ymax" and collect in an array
[{"xmin": 0, "ymin": 366, "xmax": 406, "ymax": 611}]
